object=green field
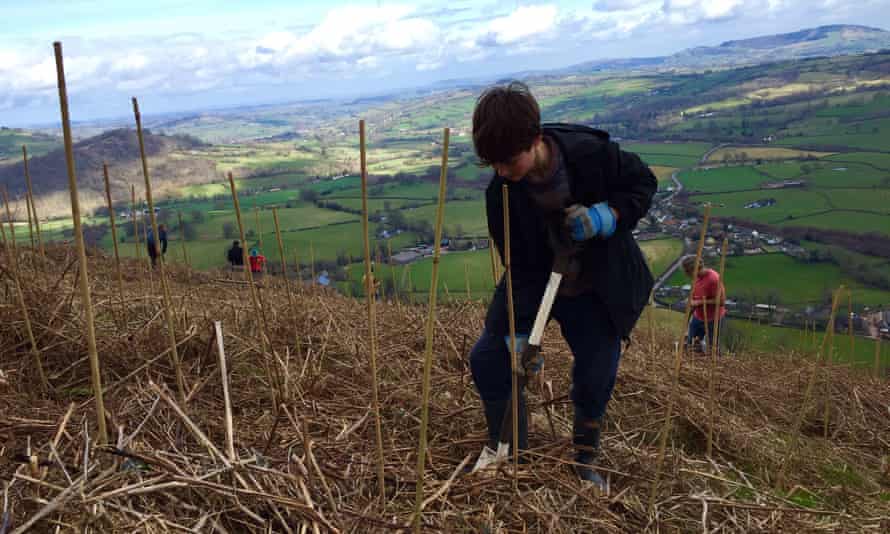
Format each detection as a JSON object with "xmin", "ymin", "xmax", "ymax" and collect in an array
[
  {"xmin": 402, "ymin": 200, "xmax": 488, "ymax": 237},
  {"xmin": 665, "ymin": 253, "xmax": 890, "ymax": 308},
  {"xmin": 344, "ymin": 237, "xmax": 684, "ymax": 301},
  {"xmin": 649, "ymin": 308, "xmax": 887, "ymax": 371}
]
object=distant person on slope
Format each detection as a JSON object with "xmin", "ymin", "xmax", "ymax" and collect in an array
[
  {"xmin": 146, "ymin": 223, "xmax": 168, "ymax": 268},
  {"xmin": 468, "ymin": 81, "xmax": 657, "ymax": 488},
  {"xmin": 249, "ymin": 248, "xmax": 266, "ymax": 277},
  {"xmin": 227, "ymin": 240, "xmax": 244, "ymax": 270},
  {"xmin": 682, "ymin": 255, "xmax": 726, "ymax": 354}
]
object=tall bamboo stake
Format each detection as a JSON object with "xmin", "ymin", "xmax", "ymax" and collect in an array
[
  {"xmin": 1, "ymin": 187, "xmax": 49, "ymax": 393},
  {"xmin": 228, "ymin": 173, "xmax": 281, "ymax": 406},
  {"xmin": 24, "ymin": 188, "xmax": 34, "ymax": 249},
  {"xmin": 214, "ymin": 321, "xmax": 236, "ymax": 461},
  {"xmin": 413, "ymin": 127, "xmax": 450, "ymax": 532},
  {"xmin": 875, "ymin": 336, "xmax": 882, "ymax": 378},
  {"xmin": 272, "ymin": 207, "xmax": 298, "ymax": 344},
  {"xmin": 254, "ymin": 204, "xmax": 262, "ymax": 250},
  {"xmin": 848, "ymin": 292, "xmax": 854, "ymax": 358},
  {"xmin": 358, "ymin": 120, "xmax": 387, "ymax": 505},
  {"xmin": 133, "ymin": 97, "xmax": 186, "ymax": 402},
  {"xmin": 649, "ymin": 342, "xmax": 681, "ymax": 512},
  {"xmin": 464, "ymin": 260, "xmax": 471, "ymax": 300},
  {"xmin": 776, "ymin": 287, "xmax": 842, "ymax": 490},
  {"xmin": 177, "ymin": 210, "xmax": 190, "ymax": 267},
  {"xmin": 823, "ymin": 286, "xmax": 842, "ymax": 440},
  {"xmin": 706, "ymin": 237, "xmax": 728, "ymax": 457},
  {"xmin": 387, "ymin": 239, "xmax": 400, "ymax": 307},
  {"xmin": 651, "ymin": 205, "xmax": 710, "ymax": 512},
  {"xmin": 22, "ymin": 146, "xmax": 44, "ymax": 258},
  {"xmin": 488, "ymin": 237, "xmax": 497, "ymax": 286},
  {"xmin": 53, "ymin": 42, "xmax": 107, "ymax": 444},
  {"xmin": 647, "ymin": 291, "xmax": 655, "ymax": 352},
  {"xmin": 131, "ymin": 185, "xmax": 141, "ymax": 262},
  {"xmin": 502, "ymin": 184, "xmax": 520, "ymax": 485},
  {"xmin": 102, "ymin": 163, "xmax": 125, "ymax": 313},
  {"xmin": 310, "ymin": 241, "xmax": 316, "ymax": 284}
]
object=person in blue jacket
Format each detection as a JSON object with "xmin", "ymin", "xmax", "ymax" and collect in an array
[{"xmin": 469, "ymin": 82, "xmax": 656, "ymax": 487}]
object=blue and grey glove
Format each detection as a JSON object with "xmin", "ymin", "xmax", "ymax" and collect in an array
[
  {"xmin": 564, "ymin": 202, "xmax": 616, "ymax": 241},
  {"xmin": 504, "ymin": 335, "xmax": 529, "ymax": 355}
]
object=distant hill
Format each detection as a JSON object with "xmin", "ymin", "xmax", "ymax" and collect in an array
[
  {"xmin": 0, "ymin": 127, "xmax": 60, "ymax": 163},
  {"xmin": 0, "ymin": 129, "xmax": 214, "ymax": 218},
  {"xmin": 566, "ymin": 25, "xmax": 890, "ymax": 73}
]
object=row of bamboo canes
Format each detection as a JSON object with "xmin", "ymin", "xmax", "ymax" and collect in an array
[{"xmin": 1, "ymin": 40, "xmax": 885, "ymax": 531}]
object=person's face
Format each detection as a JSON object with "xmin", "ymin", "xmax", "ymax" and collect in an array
[
  {"xmin": 683, "ymin": 265, "xmax": 694, "ymax": 278},
  {"xmin": 491, "ymin": 136, "xmax": 543, "ymax": 182}
]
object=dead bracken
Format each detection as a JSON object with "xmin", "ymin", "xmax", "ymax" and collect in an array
[{"xmin": 1, "ymin": 244, "xmax": 888, "ymax": 533}]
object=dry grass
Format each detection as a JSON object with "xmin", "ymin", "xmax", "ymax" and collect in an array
[{"xmin": 1, "ymin": 244, "xmax": 888, "ymax": 532}]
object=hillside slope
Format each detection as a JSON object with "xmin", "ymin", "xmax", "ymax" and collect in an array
[
  {"xmin": 0, "ymin": 129, "xmax": 214, "ymax": 217},
  {"xmin": 0, "ymin": 245, "xmax": 887, "ymax": 532}
]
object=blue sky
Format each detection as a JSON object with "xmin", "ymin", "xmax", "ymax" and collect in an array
[{"xmin": 1, "ymin": 0, "xmax": 888, "ymax": 126}]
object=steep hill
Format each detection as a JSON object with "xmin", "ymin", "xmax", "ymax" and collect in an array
[{"xmin": 0, "ymin": 128, "xmax": 214, "ymax": 217}]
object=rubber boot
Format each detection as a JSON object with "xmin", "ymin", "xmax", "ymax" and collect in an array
[
  {"xmin": 482, "ymin": 396, "xmax": 528, "ymax": 452},
  {"xmin": 573, "ymin": 412, "xmax": 606, "ymax": 490}
]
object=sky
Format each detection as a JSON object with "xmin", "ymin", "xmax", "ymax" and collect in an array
[{"xmin": 1, "ymin": 0, "xmax": 888, "ymax": 127}]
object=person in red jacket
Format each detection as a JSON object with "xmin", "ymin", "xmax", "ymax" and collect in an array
[
  {"xmin": 682, "ymin": 255, "xmax": 726, "ymax": 354},
  {"xmin": 248, "ymin": 248, "xmax": 266, "ymax": 277}
]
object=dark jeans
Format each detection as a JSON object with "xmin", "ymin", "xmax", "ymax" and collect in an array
[
  {"xmin": 470, "ymin": 291, "xmax": 621, "ymax": 420},
  {"xmin": 686, "ymin": 316, "xmax": 723, "ymax": 353}
]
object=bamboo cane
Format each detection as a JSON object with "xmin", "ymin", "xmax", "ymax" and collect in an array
[
  {"xmin": 488, "ymin": 237, "xmax": 497, "ymax": 286},
  {"xmin": 413, "ymin": 127, "xmax": 450, "ymax": 532},
  {"xmin": 310, "ymin": 241, "xmax": 316, "ymax": 285},
  {"xmin": 651, "ymin": 205, "xmax": 710, "ymax": 512},
  {"xmin": 213, "ymin": 321, "xmax": 236, "ymax": 461},
  {"xmin": 22, "ymin": 146, "xmax": 44, "ymax": 258},
  {"xmin": 647, "ymin": 291, "xmax": 655, "ymax": 352},
  {"xmin": 848, "ymin": 292, "xmax": 854, "ymax": 358},
  {"xmin": 132, "ymin": 97, "xmax": 187, "ymax": 402},
  {"xmin": 272, "ymin": 207, "xmax": 298, "ymax": 349},
  {"xmin": 407, "ymin": 264, "xmax": 414, "ymax": 304},
  {"xmin": 875, "ymin": 336, "xmax": 882, "ymax": 378},
  {"xmin": 254, "ymin": 204, "xmax": 262, "ymax": 250},
  {"xmin": 649, "ymin": 342, "xmax": 682, "ymax": 512},
  {"xmin": 706, "ymin": 237, "xmax": 728, "ymax": 457},
  {"xmin": 502, "ymin": 184, "xmax": 520, "ymax": 486},
  {"xmin": 228, "ymin": 173, "xmax": 281, "ymax": 407},
  {"xmin": 823, "ymin": 286, "xmax": 842, "ymax": 440},
  {"xmin": 294, "ymin": 250, "xmax": 302, "ymax": 292},
  {"xmin": 358, "ymin": 120, "xmax": 387, "ymax": 506},
  {"xmin": 464, "ymin": 260, "xmax": 471, "ymax": 301},
  {"xmin": 24, "ymin": 187, "xmax": 34, "ymax": 249},
  {"xmin": 776, "ymin": 287, "xmax": 842, "ymax": 490},
  {"xmin": 130, "ymin": 185, "xmax": 141, "ymax": 261},
  {"xmin": 102, "ymin": 163, "xmax": 125, "ymax": 314},
  {"xmin": 53, "ymin": 42, "xmax": 107, "ymax": 444},
  {"xmin": 177, "ymin": 211, "xmax": 190, "ymax": 267},
  {"xmin": 1, "ymin": 186, "xmax": 49, "ymax": 393},
  {"xmin": 387, "ymin": 239, "xmax": 400, "ymax": 307}
]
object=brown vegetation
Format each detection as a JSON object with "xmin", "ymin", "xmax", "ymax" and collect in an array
[{"xmin": 1, "ymin": 244, "xmax": 888, "ymax": 532}]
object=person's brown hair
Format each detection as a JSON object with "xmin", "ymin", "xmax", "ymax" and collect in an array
[
  {"xmin": 682, "ymin": 255, "xmax": 702, "ymax": 273},
  {"xmin": 472, "ymin": 81, "xmax": 541, "ymax": 166}
]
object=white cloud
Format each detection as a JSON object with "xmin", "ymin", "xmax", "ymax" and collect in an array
[{"xmin": 483, "ymin": 5, "xmax": 559, "ymax": 45}]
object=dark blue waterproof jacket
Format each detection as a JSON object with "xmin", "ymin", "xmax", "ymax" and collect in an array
[{"xmin": 484, "ymin": 123, "xmax": 657, "ymax": 339}]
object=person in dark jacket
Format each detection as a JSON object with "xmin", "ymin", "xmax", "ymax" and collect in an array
[
  {"xmin": 146, "ymin": 223, "xmax": 168, "ymax": 268},
  {"xmin": 469, "ymin": 82, "xmax": 656, "ymax": 487},
  {"xmin": 227, "ymin": 240, "xmax": 244, "ymax": 268}
]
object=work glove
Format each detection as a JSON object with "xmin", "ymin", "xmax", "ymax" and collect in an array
[
  {"xmin": 564, "ymin": 202, "xmax": 616, "ymax": 241},
  {"xmin": 504, "ymin": 335, "xmax": 529, "ymax": 355}
]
